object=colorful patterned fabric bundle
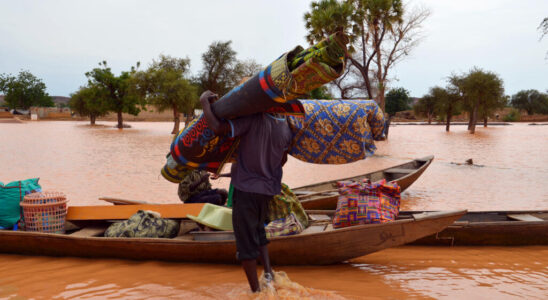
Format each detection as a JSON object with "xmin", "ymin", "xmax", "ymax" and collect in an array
[
  {"xmin": 161, "ymin": 153, "xmax": 193, "ymax": 183},
  {"xmin": 288, "ymin": 99, "xmax": 386, "ymax": 165},
  {"xmin": 289, "ymin": 32, "xmax": 347, "ymax": 71},
  {"xmin": 168, "ymin": 116, "xmax": 241, "ymax": 173},
  {"xmin": 287, "ymin": 33, "xmax": 347, "ymax": 95},
  {"xmin": 212, "ymin": 32, "xmax": 347, "ymax": 120},
  {"xmin": 163, "ymin": 33, "xmax": 348, "ymax": 179},
  {"xmin": 332, "ymin": 179, "xmax": 401, "ymax": 229},
  {"xmin": 265, "ymin": 212, "xmax": 304, "ymax": 238},
  {"xmin": 268, "ymin": 183, "xmax": 309, "ymax": 228}
]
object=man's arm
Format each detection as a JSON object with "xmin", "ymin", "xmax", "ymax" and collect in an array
[{"xmin": 200, "ymin": 90, "xmax": 231, "ymax": 136}]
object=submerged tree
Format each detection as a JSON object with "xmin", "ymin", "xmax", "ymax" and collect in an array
[
  {"xmin": 430, "ymin": 86, "xmax": 461, "ymax": 132},
  {"xmin": 459, "ymin": 68, "xmax": 505, "ymax": 134},
  {"xmin": 0, "ymin": 70, "xmax": 53, "ymax": 109},
  {"xmin": 133, "ymin": 55, "xmax": 198, "ymax": 134},
  {"xmin": 197, "ymin": 41, "xmax": 239, "ymax": 96},
  {"xmin": 308, "ymin": 86, "xmax": 334, "ymax": 99},
  {"xmin": 414, "ymin": 92, "xmax": 437, "ymax": 124},
  {"xmin": 85, "ymin": 61, "xmax": 142, "ymax": 129},
  {"xmin": 69, "ymin": 86, "xmax": 109, "ymax": 125},
  {"xmin": 511, "ymin": 89, "xmax": 548, "ymax": 115},
  {"xmin": 385, "ymin": 87, "xmax": 410, "ymax": 117},
  {"xmin": 304, "ymin": 0, "xmax": 430, "ymax": 111}
]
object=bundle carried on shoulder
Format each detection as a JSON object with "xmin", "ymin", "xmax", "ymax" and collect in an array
[
  {"xmin": 163, "ymin": 33, "xmax": 349, "ymax": 178},
  {"xmin": 288, "ymin": 99, "xmax": 386, "ymax": 165},
  {"xmin": 333, "ymin": 179, "xmax": 401, "ymax": 229}
]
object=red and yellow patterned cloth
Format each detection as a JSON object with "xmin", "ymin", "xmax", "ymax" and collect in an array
[{"xmin": 333, "ymin": 179, "xmax": 401, "ymax": 229}]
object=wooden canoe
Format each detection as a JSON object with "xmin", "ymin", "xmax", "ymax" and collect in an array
[
  {"xmin": 295, "ymin": 155, "xmax": 434, "ymax": 210},
  {"xmin": 408, "ymin": 210, "xmax": 548, "ymax": 246},
  {"xmin": 307, "ymin": 210, "xmax": 548, "ymax": 246},
  {"xmin": 0, "ymin": 208, "xmax": 465, "ymax": 265}
]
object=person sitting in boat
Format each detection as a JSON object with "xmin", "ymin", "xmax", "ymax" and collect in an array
[
  {"xmin": 177, "ymin": 170, "xmax": 228, "ymax": 206},
  {"xmin": 200, "ymin": 89, "xmax": 291, "ymax": 292}
]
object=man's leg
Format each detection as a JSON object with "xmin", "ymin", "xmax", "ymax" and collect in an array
[
  {"xmin": 241, "ymin": 259, "xmax": 260, "ymax": 292},
  {"xmin": 232, "ymin": 188, "xmax": 262, "ymax": 292},
  {"xmin": 258, "ymin": 245, "xmax": 273, "ymax": 281},
  {"xmin": 257, "ymin": 195, "xmax": 273, "ymax": 281}
]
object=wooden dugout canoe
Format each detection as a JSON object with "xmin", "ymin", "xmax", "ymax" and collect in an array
[
  {"xmin": 408, "ymin": 210, "xmax": 548, "ymax": 246},
  {"xmin": 295, "ymin": 155, "xmax": 434, "ymax": 210},
  {"xmin": 0, "ymin": 209, "xmax": 465, "ymax": 265},
  {"xmin": 307, "ymin": 210, "xmax": 548, "ymax": 246}
]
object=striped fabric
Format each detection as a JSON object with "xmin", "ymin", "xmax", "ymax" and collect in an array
[
  {"xmin": 332, "ymin": 179, "xmax": 401, "ymax": 229},
  {"xmin": 265, "ymin": 212, "xmax": 304, "ymax": 238}
]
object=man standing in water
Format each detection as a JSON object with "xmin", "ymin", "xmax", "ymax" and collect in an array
[{"xmin": 200, "ymin": 90, "xmax": 291, "ymax": 292}]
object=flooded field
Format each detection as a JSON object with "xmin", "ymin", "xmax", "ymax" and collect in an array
[{"xmin": 1, "ymin": 121, "xmax": 547, "ymax": 299}]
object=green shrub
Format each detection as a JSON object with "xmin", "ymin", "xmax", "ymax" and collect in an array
[{"xmin": 503, "ymin": 109, "xmax": 520, "ymax": 122}]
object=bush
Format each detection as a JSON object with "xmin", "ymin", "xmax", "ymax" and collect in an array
[{"xmin": 503, "ymin": 109, "xmax": 520, "ymax": 122}]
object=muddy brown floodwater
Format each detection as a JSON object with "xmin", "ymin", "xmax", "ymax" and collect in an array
[{"xmin": 1, "ymin": 121, "xmax": 547, "ymax": 299}]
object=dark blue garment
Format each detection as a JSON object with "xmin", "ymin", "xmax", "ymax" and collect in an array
[{"xmin": 227, "ymin": 113, "xmax": 291, "ymax": 196}]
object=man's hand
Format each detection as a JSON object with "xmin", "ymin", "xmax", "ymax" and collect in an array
[
  {"xmin": 199, "ymin": 90, "xmax": 231, "ymax": 135},
  {"xmin": 200, "ymin": 90, "xmax": 218, "ymax": 105}
]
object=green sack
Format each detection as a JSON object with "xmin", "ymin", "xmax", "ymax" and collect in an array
[
  {"xmin": 268, "ymin": 183, "xmax": 309, "ymax": 228},
  {"xmin": 0, "ymin": 178, "xmax": 41, "ymax": 228}
]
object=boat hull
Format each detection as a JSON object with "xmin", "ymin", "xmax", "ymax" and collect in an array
[
  {"xmin": 408, "ymin": 210, "xmax": 548, "ymax": 246},
  {"xmin": 296, "ymin": 156, "xmax": 434, "ymax": 210},
  {"xmin": 0, "ymin": 210, "xmax": 465, "ymax": 265}
]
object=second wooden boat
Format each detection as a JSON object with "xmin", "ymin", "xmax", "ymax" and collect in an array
[
  {"xmin": 294, "ymin": 155, "xmax": 434, "ymax": 210},
  {"xmin": 307, "ymin": 210, "xmax": 548, "ymax": 246},
  {"xmin": 408, "ymin": 210, "xmax": 548, "ymax": 246}
]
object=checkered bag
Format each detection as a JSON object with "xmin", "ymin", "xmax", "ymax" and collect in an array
[
  {"xmin": 265, "ymin": 212, "xmax": 304, "ymax": 238},
  {"xmin": 333, "ymin": 179, "xmax": 400, "ymax": 229}
]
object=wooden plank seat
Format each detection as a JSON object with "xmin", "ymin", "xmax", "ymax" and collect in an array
[
  {"xmin": 507, "ymin": 214, "xmax": 544, "ymax": 222},
  {"xmin": 69, "ymin": 226, "xmax": 108, "ymax": 237},
  {"xmin": 384, "ymin": 168, "xmax": 414, "ymax": 174}
]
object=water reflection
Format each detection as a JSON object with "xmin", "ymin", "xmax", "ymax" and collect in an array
[{"xmin": 1, "ymin": 121, "xmax": 547, "ymax": 299}]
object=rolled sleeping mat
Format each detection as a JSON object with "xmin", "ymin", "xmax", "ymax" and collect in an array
[
  {"xmin": 212, "ymin": 32, "xmax": 348, "ymax": 120},
  {"xmin": 163, "ymin": 32, "xmax": 348, "ymax": 180},
  {"xmin": 166, "ymin": 101, "xmax": 305, "ymax": 176},
  {"xmin": 161, "ymin": 153, "xmax": 193, "ymax": 183},
  {"xmin": 287, "ymin": 99, "xmax": 386, "ymax": 165}
]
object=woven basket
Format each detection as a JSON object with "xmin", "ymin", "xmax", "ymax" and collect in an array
[{"xmin": 21, "ymin": 191, "xmax": 68, "ymax": 234}]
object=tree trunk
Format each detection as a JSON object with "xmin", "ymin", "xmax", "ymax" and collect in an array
[
  {"xmin": 467, "ymin": 110, "xmax": 473, "ymax": 130},
  {"xmin": 172, "ymin": 105, "xmax": 180, "ymax": 134},
  {"xmin": 90, "ymin": 114, "xmax": 96, "ymax": 125},
  {"xmin": 469, "ymin": 105, "xmax": 478, "ymax": 134},
  {"xmin": 377, "ymin": 85, "xmax": 386, "ymax": 113},
  {"xmin": 427, "ymin": 113, "xmax": 432, "ymax": 124},
  {"xmin": 446, "ymin": 112, "xmax": 451, "ymax": 132},
  {"xmin": 117, "ymin": 111, "xmax": 123, "ymax": 129},
  {"xmin": 484, "ymin": 117, "xmax": 488, "ymax": 127}
]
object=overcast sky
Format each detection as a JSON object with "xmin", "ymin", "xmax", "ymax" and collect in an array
[{"xmin": 0, "ymin": 0, "xmax": 546, "ymax": 98}]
